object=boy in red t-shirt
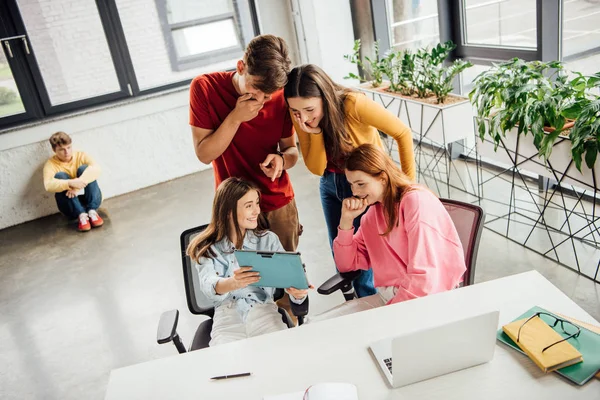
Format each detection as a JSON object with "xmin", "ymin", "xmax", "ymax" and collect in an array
[{"xmin": 189, "ymin": 34, "xmax": 301, "ymax": 251}]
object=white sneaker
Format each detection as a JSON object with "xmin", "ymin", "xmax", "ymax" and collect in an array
[
  {"xmin": 87, "ymin": 209, "xmax": 104, "ymax": 227},
  {"xmin": 78, "ymin": 213, "xmax": 91, "ymax": 232}
]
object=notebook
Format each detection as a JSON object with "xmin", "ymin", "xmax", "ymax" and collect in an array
[
  {"xmin": 497, "ymin": 306, "xmax": 600, "ymax": 385},
  {"xmin": 502, "ymin": 315, "xmax": 583, "ymax": 372}
]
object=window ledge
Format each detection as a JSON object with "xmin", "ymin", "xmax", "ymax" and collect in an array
[{"xmin": 0, "ymin": 86, "xmax": 190, "ymax": 152}]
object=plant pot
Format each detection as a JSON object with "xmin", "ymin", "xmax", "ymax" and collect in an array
[
  {"xmin": 357, "ymin": 81, "xmax": 474, "ymax": 145},
  {"xmin": 476, "ymin": 121, "xmax": 600, "ymax": 190}
]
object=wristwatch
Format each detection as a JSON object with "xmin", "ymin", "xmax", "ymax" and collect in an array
[{"xmin": 277, "ymin": 150, "xmax": 285, "ymax": 168}]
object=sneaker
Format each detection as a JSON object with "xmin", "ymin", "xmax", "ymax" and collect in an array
[
  {"xmin": 78, "ymin": 213, "xmax": 91, "ymax": 232},
  {"xmin": 88, "ymin": 209, "xmax": 104, "ymax": 228}
]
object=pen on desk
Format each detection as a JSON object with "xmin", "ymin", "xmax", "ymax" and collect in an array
[{"xmin": 210, "ymin": 372, "xmax": 252, "ymax": 380}]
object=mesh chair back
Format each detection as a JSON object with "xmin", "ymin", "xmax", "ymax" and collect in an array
[
  {"xmin": 180, "ymin": 225, "xmax": 213, "ymax": 315},
  {"xmin": 440, "ymin": 199, "xmax": 485, "ymax": 286}
]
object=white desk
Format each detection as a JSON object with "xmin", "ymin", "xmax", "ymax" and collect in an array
[{"xmin": 105, "ymin": 271, "xmax": 600, "ymax": 399}]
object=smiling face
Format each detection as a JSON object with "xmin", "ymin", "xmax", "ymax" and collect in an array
[
  {"xmin": 236, "ymin": 189, "xmax": 261, "ymax": 233},
  {"xmin": 236, "ymin": 60, "xmax": 273, "ymax": 104},
  {"xmin": 54, "ymin": 144, "xmax": 73, "ymax": 163},
  {"xmin": 345, "ymin": 169, "xmax": 386, "ymax": 205},
  {"xmin": 287, "ymin": 96, "xmax": 324, "ymax": 129}
]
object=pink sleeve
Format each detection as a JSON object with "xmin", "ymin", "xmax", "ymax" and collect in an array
[
  {"xmin": 333, "ymin": 226, "xmax": 370, "ymax": 272},
  {"xmin": 391, "ymin": 192, "xmax": 465, "ymax": 303}
]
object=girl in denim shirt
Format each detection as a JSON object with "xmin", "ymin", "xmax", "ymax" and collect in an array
[{"xmin": 187, "ymin": 177, "xmax": 308, "ymax": 346}]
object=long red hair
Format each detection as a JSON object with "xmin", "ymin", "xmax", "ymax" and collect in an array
[{"xmin": 345, "ymin": 144, "xmax": 416, "ymax": 235}]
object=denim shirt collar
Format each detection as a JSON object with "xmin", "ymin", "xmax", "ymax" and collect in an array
[{"xmin": 214, "ymin": 230, "xmax": 262, "ymax": 253}]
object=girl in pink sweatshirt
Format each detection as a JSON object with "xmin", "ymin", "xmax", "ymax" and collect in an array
[{"xmin": 331, "ymin": 144, "xmax": 466, "ymax": 311}]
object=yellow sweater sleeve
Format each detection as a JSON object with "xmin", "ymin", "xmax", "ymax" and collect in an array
[
  {"xmin": 291, "ymin": 111, "xmax": 327, "ymax": 176},
  {"xmin": 353, "ymin": 94, "xmax": 416, "ymax": 180},
  {"xmin": 78, "ymin": 152, "xmax": 101, "ymax": 184},
  {"xmin": 43, "ymin": 160, "xmax": 70, "ymax": 193}
]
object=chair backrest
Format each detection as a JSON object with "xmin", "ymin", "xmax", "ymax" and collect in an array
[
  {"xmin": 180, "ymin": 224, "xmax": 213, "ymax": 316},
  {"xmin": 439, "ymin": 199, "xmax": 486, "ymax": 286}
]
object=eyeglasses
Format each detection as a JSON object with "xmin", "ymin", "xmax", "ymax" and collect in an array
[{"xmin": 517, "ymin": 312, "xmax": 581, "ymax": 353}]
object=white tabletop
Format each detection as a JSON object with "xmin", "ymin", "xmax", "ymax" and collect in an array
[{"xmin": 105, "ymin": 271, "xmax": 600, "ymax": 399}]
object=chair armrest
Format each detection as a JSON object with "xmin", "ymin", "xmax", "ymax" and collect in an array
[
  {"xmin": 290, "ymin": 295, "xmax": 309, "ymax": 318},
  {"xmin": 317, "ymin": 270, "xmax": 362, "ymax": 295},
  {"xmin": 157, "ymin": 309, "xmax": 186, "ymax": 353}
]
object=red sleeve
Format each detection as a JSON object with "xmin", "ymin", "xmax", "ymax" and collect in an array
[{"xmin": 189, "ymin": 76, "xmax": 213, "ymax": 129}]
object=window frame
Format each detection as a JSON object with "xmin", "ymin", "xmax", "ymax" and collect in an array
[
  {"xmin": 156, "ymin": 0, "xmax": 255, "ymax": 72},
  {"xmin": 0, "ymin": 0, "xmax": 258, "ymax": 131},
  {"xmin": 372, "ymin": 0, "xmax": 562, "ymax": 64}
]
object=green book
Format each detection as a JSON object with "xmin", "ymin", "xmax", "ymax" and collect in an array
[{"xmin": 497, "ymin": 306, "xmax": 600, "ymax": 385}]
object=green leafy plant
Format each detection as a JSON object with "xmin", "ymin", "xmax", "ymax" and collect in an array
[
  {"xmin": 0, "ymin": 87, "xmax": 17, "ymax": 105},
  {"xmin": 568, "ymin": 73, "xmax": 600, "ymax": 171},
  {"xmin": 470, "ymin": 59, "xmax": 567, "ymax": 151},
  {"xmin": 422, "ymin": 42, "xmax": 473, "ymax": 103},
  {"xmin": 343, "ymin": 39, "xmax": 385, "ymax": 88},
  {"xmin": 470, "ymin": 59, "xmax": 600, "ymax": 170},
  {"xmin": 344, "ymin": 40, "xmax": 472, "ymax": 104}
]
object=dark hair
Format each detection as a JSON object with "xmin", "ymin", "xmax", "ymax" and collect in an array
[
  {"xmin": 345, "ymin": 144, "xmax": 417, "ymax": 235},
  {"xmin": 49, "ymin": 131, "xmax": 72, "ymax": 150},
  {"xmin": 244, "ymin": 34, "xmax": 291, "ymax": 94},
  {"xmin": 284, "ymin": 64, "xmax": 354, "ymax": 165},
  {"xmin": 187, "ymin": 177, "xmax": 268, "ymax": 262}
]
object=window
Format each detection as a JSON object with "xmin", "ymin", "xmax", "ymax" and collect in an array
[
  {"xmin": 0, "ymin": 50, "xmax": 25, "ymax": 118},
  {"xmin": 115, "ymin": 0, "xmax": 254, "ymax": 90},
  {"xmin": 0, "ymin": 0, "xmax": 257, "ymax": 130},
  {"xmin": 17, "ymin": 0, "xmax": 123, "ymax": 106},
  {"xmin": 562, "ymin": 0, "xmax": 600, "ymax": 59},
  {"xmin": 463, "ymin": 0, "xmax": 537, "ymax": 49},
  {"xmin": 159, "ymin": 0, "xmax": 253, "ymax": 72},
  {"xmin": 387, "ymin": 0, "xmax": 440, "ymax": 52}
]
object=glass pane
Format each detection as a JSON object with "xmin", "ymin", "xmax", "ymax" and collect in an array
[
  {"xmin": 172, "ymin": 19, "xmax": 240, "ymax": 58},
  {"xmin": 0, "ymin": 52, "xmax": 25, "ymax": 118},
  {"xmin": 463, "ymin": 0, "xmax": 536, "ymax": 48},
  {"xmin": 116, "ymin": 0, "xmax": 246, "ymax": 90},
  {"xmin": 389, "ymin": 0, "xmax": 439, "ymax": 51},
  {"xmin": 166, "ymin": 0, "xmax": 233, "ymax": 24},
  {"xmin": 563, "ymin": 0, "xmax": 600, "ymax": 58},
  {"xmin": 17, "ymin": 0, "xmax": 121, "ymax": 105},
  {"xmin": 459, "ymin": 63, "xmax": 490, "ymax": 95}
]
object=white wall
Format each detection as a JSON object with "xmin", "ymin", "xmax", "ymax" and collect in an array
[
  {"xmin": 0, "ymin": 90, "xmax": 209, "ymax": 230},
  {"xmin": 296, "ymin": 0, "xmax": 358, "ymax": 82},
  {"xmin": 255, "ymin": 0, "xmax": 302, "ymax": 66}
]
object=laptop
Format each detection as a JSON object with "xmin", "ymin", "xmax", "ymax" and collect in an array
[{"xmin": 369, "ymin": 310, "xmax": 499, "ymax": 388}]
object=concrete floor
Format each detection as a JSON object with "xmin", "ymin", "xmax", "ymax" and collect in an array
[{"xmin": 0, "ymin": 165, "xmax": 599, "ymax": 400}]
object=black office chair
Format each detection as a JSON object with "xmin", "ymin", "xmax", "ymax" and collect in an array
[
  {"xmin": 317, "ymin": 199, "xmax": 486, "ymax": 299},
  {"xmin": 156, "ymin": 225, "xmax": 309, "ymax": 353}
]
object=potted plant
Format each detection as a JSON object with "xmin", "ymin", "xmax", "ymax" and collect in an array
[
  {"xmin": 345, "ymin": 41, "xmax": 474, "ymax": 145},
  {"xmin": 470, "ymin": 58, "xmax": 600, "ymax": 189}
]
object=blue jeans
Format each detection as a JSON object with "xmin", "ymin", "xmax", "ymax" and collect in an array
[
  {"xmin": 54, "ymin": 165, "xmax": 102, "ymax": 219},
  {"xmin": 320, "ymin": 170, "xmax": 376, "ymax": 298}
]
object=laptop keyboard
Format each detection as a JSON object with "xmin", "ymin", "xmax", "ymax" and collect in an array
[{"xmin": 383, "ymin": 357, "xmax": 393, "ymax": 373}]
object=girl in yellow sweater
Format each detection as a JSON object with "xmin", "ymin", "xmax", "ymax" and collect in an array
[{"xmin": 284, "ymin": 64, "xmax": 416, "ymax": 298}]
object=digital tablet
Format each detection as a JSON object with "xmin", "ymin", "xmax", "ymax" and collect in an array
[{"xmin": 233, "ymin": 249, "xmax": 309, "ymax": 289}]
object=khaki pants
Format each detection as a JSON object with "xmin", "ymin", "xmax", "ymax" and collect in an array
[
  {"xmin": 263, "ymin": 198, "xmax": 302, "ymax": 324},
  {"xmin": 263, "ymin": 198, "xmax": 301, "ymax": 252}
]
